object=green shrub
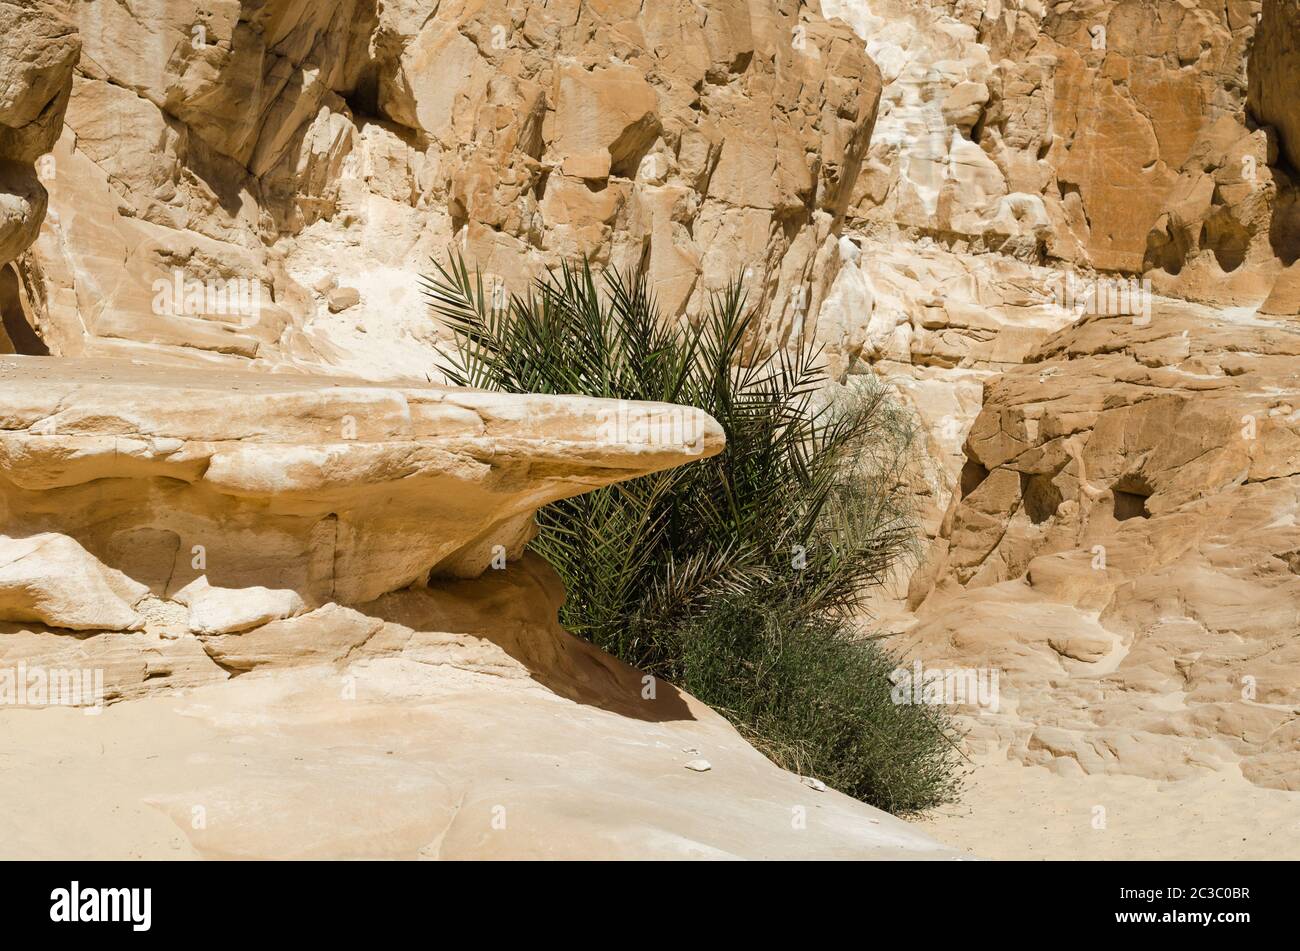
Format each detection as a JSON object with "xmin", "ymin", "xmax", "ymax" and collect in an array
[
  {"xmin": 678, "ymin": 594, "xmax": 962, "ymax": 813},
  {"xmin": 425, "ymin": 256, "xmax": 963, "ymax": 813}
]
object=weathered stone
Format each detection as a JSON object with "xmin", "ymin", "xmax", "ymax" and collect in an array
[
  {"xmin": 17, "ymin": 0, "xmax": 880, "ymax": 378},
  {"xmin": 0, "ymin": 356, "xmax": 724, "ymax": 609}
]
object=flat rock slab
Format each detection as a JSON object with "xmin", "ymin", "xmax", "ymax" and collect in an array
[{"xmin": 0, "ymin": 355, "xmax": 723, "ymax": 610}]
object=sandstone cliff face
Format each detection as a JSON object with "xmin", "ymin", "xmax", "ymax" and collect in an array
[
  {"xmin": 906, "ymin": 304, "xmax": 1300, "ymax": 792},
  {"xmin": 827, "ymin": 0, "xmax": 1260, "ymax": 273},
  {"xmin": 0, "ymin": 0, "xmax": 78, "ymax": 354},
  {"xmin": 815, "ymin": 0, "xmax": 1300, "ymax": 833},
  {"xmin": 0, "ymin": 0, "xmax": 967, "ymax": 862},
  {"xmin": 1134, "ymin": 0, "xmax": 1300, "ymax": 314},
  {"xmin": 12, "ymin": 0, "xmax": 879, "ymax": 378},
  {"xmin": 1249, "ymin": 0, "xmax": 1300, "ymax": 173},
  {"xmin": 4, "ymin": 0, "xmax": 1300, "ymax": 859}
]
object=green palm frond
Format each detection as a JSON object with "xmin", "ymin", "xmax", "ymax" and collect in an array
[{"xmin": 425, "ymin": 251, "xmax": 961, "ymax": 813}]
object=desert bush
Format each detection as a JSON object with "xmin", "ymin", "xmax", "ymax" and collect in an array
[{"xmin": 425, "ymin": 256, "xmax": 963, "ymax": 813}]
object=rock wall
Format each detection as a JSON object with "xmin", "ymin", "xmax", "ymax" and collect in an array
[
  {"xmin": 3, "ymin": 0, "xmax": 1300, "ymax": 857},
  {"xmin": 905, "ymin": 304, "xmax": 1300, "ymax": 791},
  {"xmin": 826, "ymin": 0, "xmax": 1260, "ymax": 272},
  {"xmin": 0, "ymin": 0, "xmax": 969, "ymax": 862},
  {"xmin": 815, "ymin": 0, "xmax": 1300, "ymax": 808},
  {"xmin": 1140, "ymin": 0, "xmax": 1300, "ymax": 311},
  {"xmin": 0, "ymin": 0, "xmax": 79, "ymax": 355},
  {"xmin": 1249, "ymin": 0, "xmax": 1300, "ymax": 172},
  {"xmin": 13, "ymin": 0, "xmax": 879, "ymax": 379}
]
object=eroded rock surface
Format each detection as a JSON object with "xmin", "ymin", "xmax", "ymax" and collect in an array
[
  {"xmin": 0, "ymin": 0, "xmax": 79, "ymax": 355},
  {"xmin": 13, "ymin": 0, "xmax": 878, "ymax": 377},
  {"xmin": 5, "ymin": 0, "xmax": 1300, "ymax": 860},
  {"xmin": 0, "ymin": 356, "xmax": 965, "ymax": 858},
  {"xmin": 828, "ymin": 0, "xmax": 1260, "ymax": 270},
  {"xmin": 904, "ymin": 303, "xmax": 1300, "ymax": 793},
  {"xmin": 0, "ymin": 354, "xmax": 722, "ymax": 628}
]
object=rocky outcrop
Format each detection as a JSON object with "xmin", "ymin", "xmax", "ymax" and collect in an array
[
  {"xmin": 0, "ymin": 0, "xmax": 78, "ymax": 354},
  {"xmin": 1249, "ymin": 0, "xmax": 1300, "ymax": 172},
  {"xmin": 0, "ymin": 355, "xmax": 721, "ymax": 645},
  {"xmin": 801, "ymin": 1, "xmax": 1300, "ymax": 857},
  {"xmin": 904, "ymin": 302, "xmax": 1300, "ymax": 792},
  {"xmin": 1135, "ymin": 0, "xmax": 1300, "ymax": 311},
  {"xmin": 1, "ymin": 548, "xmax": 959, "ymax": 859},
  {"xmin": 0, "ymin": 353, "xmax": 722, "ymax": 701},
  {"xmin": 12, "ymin": 0, "xmax": 879, "ymax": 376},
  {"xmin": 1141, "ymin": 115, "xmax": 1293, "ymax": 308},
  {"xmin": 828, "ymin": 0, "xmax": 1259, "ymax": 271},
  {"xmin": 0, "ymin": 354, "xmax": 964, "ymax": 859}
]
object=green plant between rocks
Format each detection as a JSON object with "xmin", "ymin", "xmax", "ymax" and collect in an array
[{"xmin": 424, "ymin": 255, "xmax": 963, "ymax": 813}]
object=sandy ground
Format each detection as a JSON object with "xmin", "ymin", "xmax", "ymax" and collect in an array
[
  {"xmin": 914, "ymin": 754, "xmax": 1300, "ymax": 860},
  {"xmin": 0, "ymin": 662, "xmax": 964, "ymax": 861}
]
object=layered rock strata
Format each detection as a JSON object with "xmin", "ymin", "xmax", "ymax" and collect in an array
[{"xmin": 0, "ymin": 355, "xmax": 721, "ymax": 683}]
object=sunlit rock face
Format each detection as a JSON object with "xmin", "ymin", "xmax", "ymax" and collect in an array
[
  {"xmin": 0, "ymin": 355, "xmax": 723, "ymax": 623},
  {"xmin": 0, "ymin": 547, "xmax": 962, "ymax": 860},
  {"xmin": 825, "ymin": 0, "xmax": 1260, "ymax": 272},
  {"xmin": 4, "ymin": 0, "xmax": 1300, "ymax": 860},
  {"xmin": 10, "ymin": 0, "xmax": 880, "ymax": 378},
  {"xmin": 811, "ymin": 0, "xmax": 1300, "ymax": 821},
  {"xmin": 0, "ymin": 1, "xmax": 972, "ymax": 863},
  {"xmin": 0, "ymin": 0, "xmax": 79, "ymax": 356},
  {"xmin": 904, "ymin": 303, "xmax": 1300, "ymax": 793}
]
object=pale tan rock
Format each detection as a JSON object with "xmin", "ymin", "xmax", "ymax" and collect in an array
[
  {"xmin": 1259, "ymin": 260, "xmax": 1300, "ymax": 315},
  {"xmin": 325, "ymin": 285, "xmax": 360, "ymax": 313},
  {"xmin": 0, "ymin": 553, "xmax": 962, "ymax": 860},
  {"xmin": 200, "ymin": 604, "xmax": 383, "ymax": 672},
  {"xmin": 173, "ymin": 577, "xmax": 307, "ymax": 636},
  {"xmin": 5, "ymin": 0, "xmax": 1296, "ymax": 863},
  {"xmin": 0, "ymin": 0, "xmax": 79, "ymax": 163},
  {"xmin": 1142, "ymin": 115, "xmax": 1289, "ymax": 308},
  {"xmin": 904, "ymin": 301, "xmax": 1300, "ymax": 795},
  {"xmin": 0, "ymin": 533, "xmax": 147, "ymax": 632},
  {"xmin": 0, "ymin": 0, "xmax": 77, "ymax": 304},
  {"xmin": 0, "ymin": 163, "xmax": 47, "ymax": 266},
  {"xmin": 17, "ymin": 0, "xmax": 880, "ymax": 377},
  {"xmin": 0, "ymin": 625, "xmax": 221, "ymax": 704},
  {"xmin": 0, "ymin": 356, "xmax": 724, "ymax": 607}
]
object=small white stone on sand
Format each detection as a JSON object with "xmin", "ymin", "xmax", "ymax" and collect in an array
[{"xmin": 684, "ymin": 759, "xmax": 712, "ymax": 772}]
